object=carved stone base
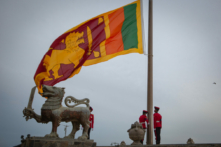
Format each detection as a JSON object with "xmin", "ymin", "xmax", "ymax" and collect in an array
[
  {"xmin": 130, "ymin": 141, "xmax": 142, "ymax": 146},
  {"xmin": 21, "ymin": 136, "xmax": 96, "ymax": 147}
]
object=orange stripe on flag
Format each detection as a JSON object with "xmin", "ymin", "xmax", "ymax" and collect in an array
[{"xmin": 105, "ymin": 8, "xmax": 124, "ymax": 55}]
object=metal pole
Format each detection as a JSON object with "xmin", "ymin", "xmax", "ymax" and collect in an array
[{"xmin": 146, "ymin": 0, "xmax": 153, "ymax": 145}]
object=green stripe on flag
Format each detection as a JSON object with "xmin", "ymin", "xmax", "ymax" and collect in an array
[{"xmin": 122, "ymin": 3, "xmax": 138, "ymax": 50}]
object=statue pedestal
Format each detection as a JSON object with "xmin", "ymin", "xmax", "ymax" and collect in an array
[{"xmin": 21, "ymin": 136, "xmax": 96, "ymax": 147}]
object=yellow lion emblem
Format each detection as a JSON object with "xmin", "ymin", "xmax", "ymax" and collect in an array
[{"xmin": 43, "ymin": 31, "xmax": 85, "ymax": 81}]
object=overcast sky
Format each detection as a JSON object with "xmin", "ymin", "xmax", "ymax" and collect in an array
[{"xmin": 0, "ymin": 0, "xmax": 221, "ymax": 147}]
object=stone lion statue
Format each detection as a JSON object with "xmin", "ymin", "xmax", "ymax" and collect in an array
[{"xmin": 23, "ymin": 85, "xmax": 90, "ymax": 140}]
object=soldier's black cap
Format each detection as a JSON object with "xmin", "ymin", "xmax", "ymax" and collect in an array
[
  {"xmin": 154, "ymin": 106, "xmax": 160, "ymax": 110},
  {"xmin": 90, "ymin": 106, "xmax": 93, "ymax": 111},
  {"xmin": 143, "ymin": 110, "xmax": 148, "ymax": 113}
]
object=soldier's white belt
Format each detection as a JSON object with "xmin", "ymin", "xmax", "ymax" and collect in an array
[
  {"xmin": 156, "ymin": 121, "xmax": 160, "ymax": 123},
  {"xmin": 140, "ymin": 122, "xmax": 145, "ymax": 124}
]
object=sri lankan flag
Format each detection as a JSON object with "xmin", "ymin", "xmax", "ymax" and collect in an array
[{"xmin": 34, "ymin": 0, "xmax": 143, "ymax": 93}]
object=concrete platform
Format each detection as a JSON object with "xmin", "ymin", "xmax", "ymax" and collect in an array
[
  {"xmin": 21, "ymin": 136, "xmax": 96, "ymax": 147},
  {"xmin": 98, "ymin": 144, "xmax": 221, "ymax": 147}
]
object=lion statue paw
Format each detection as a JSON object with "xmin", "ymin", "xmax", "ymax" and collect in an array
[
  {"xmin": 64, "ymin": 135, "xmax": 75, "ymax": 139},
  {"xmin": 78, "ymin": 135, "xmax": 87, "ymax": 141},
  {"xmin": 45, "ymin": 132, "xmax": 59, "ymax": 138}
]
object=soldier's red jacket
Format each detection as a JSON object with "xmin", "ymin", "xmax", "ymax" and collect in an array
[
  {"xmin": 89, "ymin": 114, "xmax": 94, "ymax": 128},
  {"xmin": 139, "ymin": 115, "xmax": 149, "ymax": 129},
  {"xmin": 153, "ymin": 112, "xmax": 162, "ymax": 128}
]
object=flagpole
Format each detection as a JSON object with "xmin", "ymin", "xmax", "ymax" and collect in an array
[{"xmin": 147, "ymin": 0, "xmax": 153, "ymax": 145}]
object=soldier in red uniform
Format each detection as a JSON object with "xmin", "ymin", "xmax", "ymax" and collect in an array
[
  {"xmin": 153, "ymin": 106, "xmax": 162, "ymax": 144},
  {"xmin": 88, "ymin": 106, "xmax": 94, "ymax": 139},
  {"xmin": 139, "ymin": 110, "xmax": 149, "ymax": 144}
]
